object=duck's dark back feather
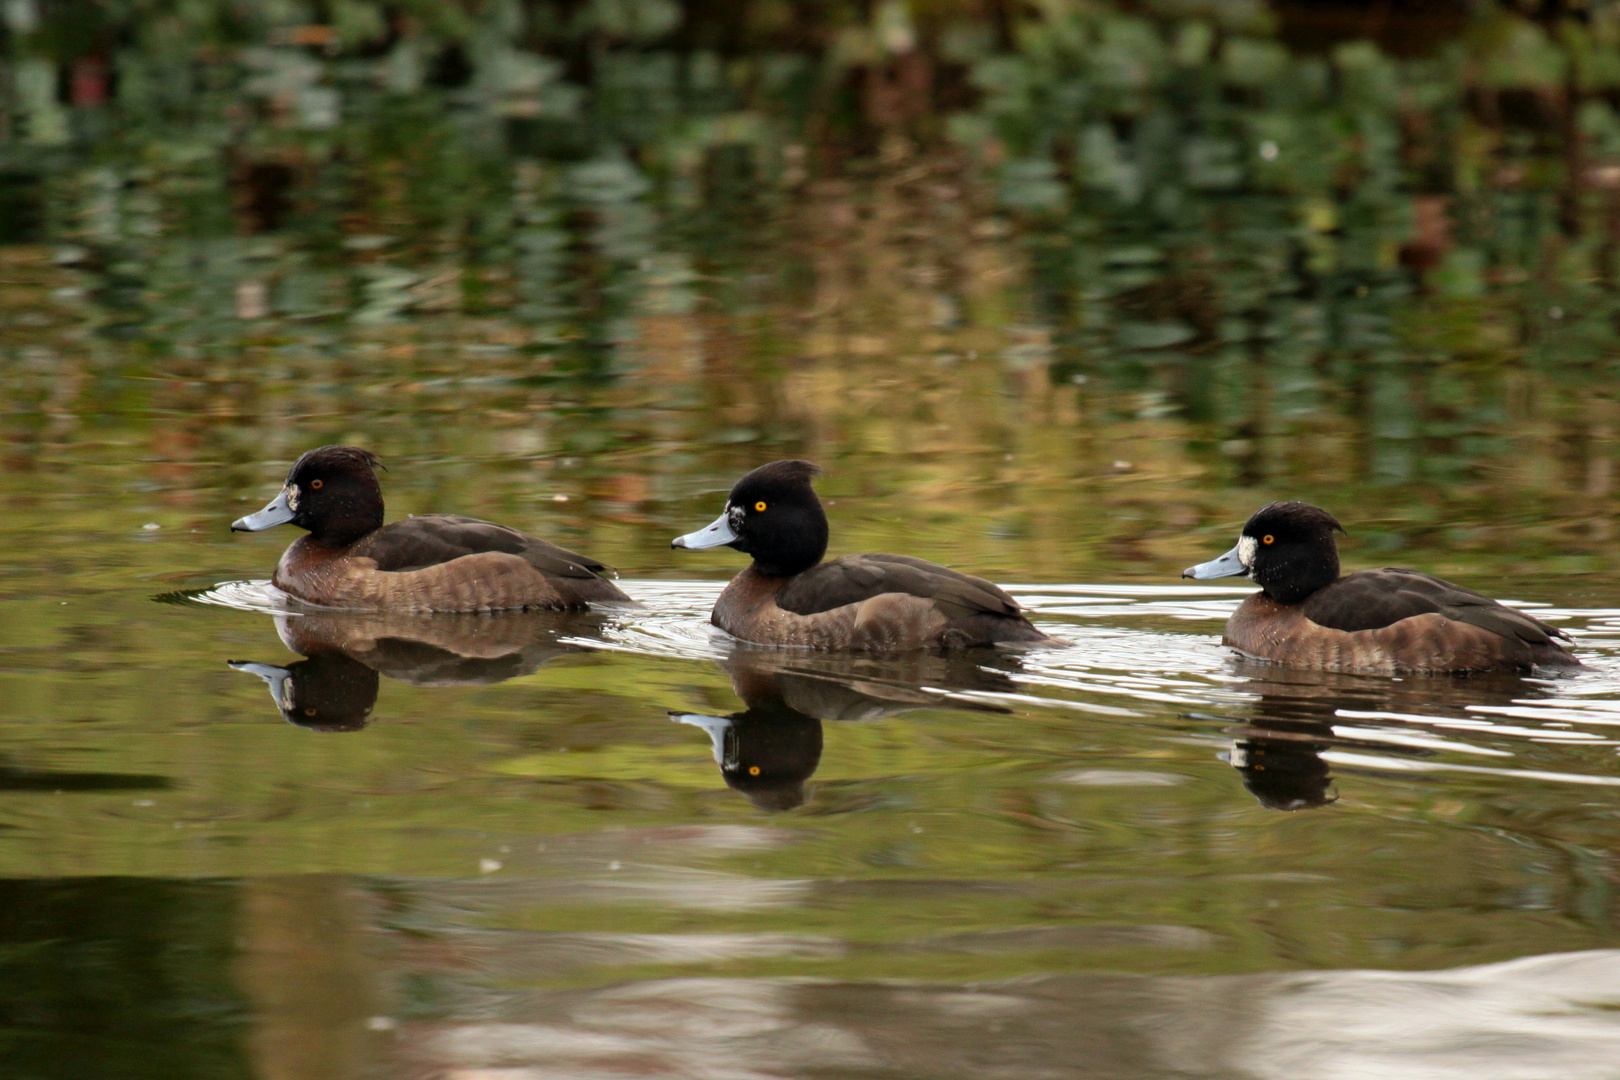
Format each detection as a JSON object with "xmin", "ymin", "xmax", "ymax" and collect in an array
[
  {"xmin": 776, "ymin": 553, "xmax": 1021, "ymax": 620},
  {"xmin": 355, "ymin": 515, "xmax": 616, "ymax": 581},
  {"xmin": 711, "ymin": 557, "xmax": 1049, "ymax": 651},
  {"xmin": 1301, "ymin": 568, "xmax": 1571, "ymax": 648},
  {"xmin": 261, "ymin": 513, "xmax": 634, "ymax": 610}
]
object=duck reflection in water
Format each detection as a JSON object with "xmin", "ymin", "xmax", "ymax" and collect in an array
[
  {"xmin": 674, "ymin": 648, "xmax": 1019, "ymax": 811},
  {"xmin": 1222, "ymin": 662, "xmax": 1559, "ymax": 812},
  {"xmin": 231, "ymin": 609, "xmax": 609, "ymax": 731}
]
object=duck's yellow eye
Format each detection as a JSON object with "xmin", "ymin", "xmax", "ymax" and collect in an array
[
  {"xmin": 311, "ymin": 479, "xmax": 323, "ymax": 490},
  {"xmin": 754, "ymin": 501, "xmax": 767, "ymax": 512},
  {"xmin": 304, "ymin": 707, "xmax": 316, "ymax": 716},
  {"xmin": 748, "ymin": 766, "xmax": 761, "ymax": 775},
  {"xmin": 1262, "ymin": 535, "xmax": 1274, "ymax": 545}
]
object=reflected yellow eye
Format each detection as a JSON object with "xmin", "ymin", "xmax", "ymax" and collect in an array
[
  {"xmin": 748, "ymin": 766, "xmax": 761, "ymax": 775},
  {"xmin": 311, "ymin": 479, "xmax": 323, "ymax": 490},
  {"xmin": 754, "ymin": 501, "xmax": 767, "ymax": 512},
  {"xmin": 1262, "ymin": 535, "xmax": 1274, "ymax": 545}
]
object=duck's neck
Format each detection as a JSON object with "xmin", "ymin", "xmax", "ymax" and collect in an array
[
  {"xmin": 748, "ymin": 555, "xmax": 822, "ymax": 579},
  {"xmin": 1256, "ymin": 550, "xmax": 1340, "ymax": 605},
  {"xmin": 738, "ymin": 501, "xmax": 827, "ymax": 577},
  {"xmin": 308, "ymin": 497, "xmax": 383, "ymax": 547}
]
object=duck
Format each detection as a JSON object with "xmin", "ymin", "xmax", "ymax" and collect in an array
[
  {"xmin": 231, "ymin": 445, "xmax": 631, "ymax": 612},
  {"xmin": 1182, "ymin": 501, "xmax": 1579, "ymax": 673},
  {"xmin": 670, "ymin": 460, "xmax": 1053, "ymax": 650}
]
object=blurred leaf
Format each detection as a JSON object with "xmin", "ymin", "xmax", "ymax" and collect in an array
[
  {"xmin": 999, "ymin": 158, "xmax": 1066, "ymax": 213},
  {"xmin": 1222, "ymin": 37, "xmax": 1288, "ymax": 88}
]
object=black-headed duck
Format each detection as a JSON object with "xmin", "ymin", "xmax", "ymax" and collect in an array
[
  {"xmin": 670, "ymin": 460, "xmax": 1053, "ymax": 650},
  {"xmin": 232, "ymin": 445, "xmax": 630, "ymax": 612},
  {"xmin": 1183, "ymin": 502, "xmax": 1579, "ymax": 673}
]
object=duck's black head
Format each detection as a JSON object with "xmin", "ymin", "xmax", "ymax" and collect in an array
[
  {"xmin": 671, "ymin": 460, "xmax": 829, "ymax": 577},
  {"xmin": 672, "ymin": 698, "xmax": 824, "ymax": 812},
  {"xmin": 1183, "ymin": 501, "xmax": 1345, "ymax": 604},
  {"xmin": 232, "ymin": 445, "xmax": 385, "ymax": 548},
  {"xmin": 229, "ymin": 653, "xmax": 380, "ymax": 732},
  {"xmin": 1231, "ymin": 736, "xmax": 1338, "ymax": 811},
  {"xmin": 722, "ymin": 703, "xmax": 823, "ymax": 811}
]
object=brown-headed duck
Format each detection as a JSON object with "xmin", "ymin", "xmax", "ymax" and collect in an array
[
  {"xmin": 1182, "ymin": 502, "xmax": 1579, "ymax": 673},
  {"xmin": 670, "ymin": 460, "xmax": 1053, "ymax": 651},
  {"xmin": 231, "ymin": 445, "xmax": 630, "ymax": 612}
]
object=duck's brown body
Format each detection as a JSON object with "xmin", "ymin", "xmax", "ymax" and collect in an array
[
  {"xmin": 235, "ymin": 447, "xmax": 631, "ymax": 614},
  {"xmin": 1185, "ymin": 503, "xmax": 1580, "ymax": 674},
  {"xmin": 1223, "ymin": 589, "xmax": 1579, "ymax": 674},
  {"xmin": 273, "ymin": 515, "xmax": 629, "ymax": 613},
  {"xmin": 711, "ymin": 557, "xmax": 1050, "ymax": 651}
]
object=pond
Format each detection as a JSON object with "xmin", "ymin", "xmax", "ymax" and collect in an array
[{"xmin": 7, "ymin": 1, "xmax": 1620, "ymax": 1077}]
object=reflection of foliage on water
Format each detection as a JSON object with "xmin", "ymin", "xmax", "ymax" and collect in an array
[
  {"xmin": 957, "ymin": 3, "xmax": 1620, "ymax": 501},
  {"xmin": 5, "ymin": 3, "xmax": 1620, "ymax": 574},
  {"xmin": 3, "ymin": 0, "xmax": 759, "ymax": 373}
]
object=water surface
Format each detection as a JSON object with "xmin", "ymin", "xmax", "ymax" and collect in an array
[{"xmin": 6, "ymin": 551, "xmax": 1620, "ymax": 1077}]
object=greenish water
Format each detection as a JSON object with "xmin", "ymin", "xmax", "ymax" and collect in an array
[{"xmin": 9, "ymin": 1, "xmax": 1620, "ymax": 1077}]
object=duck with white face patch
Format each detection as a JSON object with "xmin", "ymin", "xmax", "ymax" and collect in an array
[
  {"xmin": 671, "ymin": 460, "xmax": 1059, "ymax": 651},
  {"xmin": 1182, "ymin": 501, "xmax": 1579, "ymax": 674}
]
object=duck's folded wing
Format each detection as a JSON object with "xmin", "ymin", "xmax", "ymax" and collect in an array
[
  {"xmin": 358, "ymin": 515, "xmax": 614, "ymax": 579},
  {"xmin": 1301, "ymin": 569, "xmax": 1570, "ymax": 645},
  {"xmin": 775, "ymin": 554, "xmax": 1022, "ymax": 619}
]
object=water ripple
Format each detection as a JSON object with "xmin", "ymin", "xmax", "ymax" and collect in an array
[{"xmin": 184, "ymin": 577, "xmax": 1620, "ymax": 790}]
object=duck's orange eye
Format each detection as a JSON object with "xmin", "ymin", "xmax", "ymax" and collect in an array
[
  {"xmin": 1262, "ymin": 535, "xmax": 1274, "ymax": 545},
  {"xmin": 304, "ymin": 707, "xmax": 316, "ymax": 716},
  {"xmin": 310, "ymin": 479, "xmax": 323, "ymax": 490},
  {"xmin": 754, "ymin": 501, "xmax": 766, "ymax": 512},
  {"xmin": 748, "ymin": 766, "xmax": 761, "ymax": 775}
]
